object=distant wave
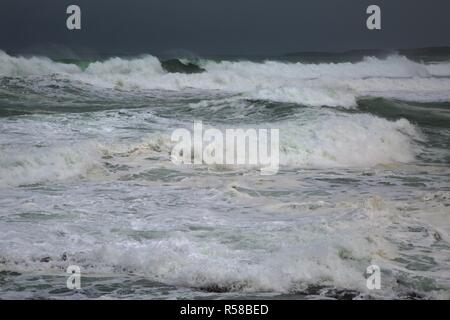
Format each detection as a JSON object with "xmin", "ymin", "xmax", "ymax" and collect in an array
[{"xmin": 1, "ymin": 50, "xmax": 450, "ymax": 108}]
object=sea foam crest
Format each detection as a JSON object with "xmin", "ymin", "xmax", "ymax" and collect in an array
[{"xmin": 1, "ymin": 51, "xmax": 450, "ymax": 107}]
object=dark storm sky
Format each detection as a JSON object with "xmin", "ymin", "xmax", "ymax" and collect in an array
[{"xmin": 1, "ymin": 0, "xmax": 449, "ymax": 56}]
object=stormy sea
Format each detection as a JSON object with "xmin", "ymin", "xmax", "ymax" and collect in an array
[{"xmin": 0, "ymin": 48, "xmax": 449, "ymax": 299}]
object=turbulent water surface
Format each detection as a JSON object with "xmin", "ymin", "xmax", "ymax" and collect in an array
[{"xmin": 0, "ymin": 50, "xmax": 449, "ymax": 299}]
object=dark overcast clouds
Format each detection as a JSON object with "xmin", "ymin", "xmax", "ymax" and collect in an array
[{"xmin": 0, "ymin": 0, "xmax": 449, "ymax": 56}]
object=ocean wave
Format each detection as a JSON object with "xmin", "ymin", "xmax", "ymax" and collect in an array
[
  {"xmin": 0, "ymin": 51, "xmax": 81, "ymax": 76},
  {"xmin": 1, "ymin": 51, "xmax": 450, "ymax": 107},
  {"xmin": 192, "ymin": 113, "xmax": 423, "ymax": 168},
  {"xmin": 0, "ymin": 113, "xmax": 422, "ymax": 187},
  {"xmin": 279, "ymin": 114, "xmax": 422, "ymax": 167},
  {"xmin": 0, "ymin": 211, "xmax": 391, "ymax": 294},
  {"xmin": 3, "ymin": 112, "xmax": 426, "ymax": 188},
  {"xmin": 0, "ymin": 143, "xmax": 102, "ymax": 187}
]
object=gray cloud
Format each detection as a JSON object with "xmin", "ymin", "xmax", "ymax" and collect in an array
[{"xmin": 1, "ymin": 0, "xmax": 449, "ymax": 56}]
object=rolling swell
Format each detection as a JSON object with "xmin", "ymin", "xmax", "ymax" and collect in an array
[{"xmin": 1, "ymin": 50, "xmax": 450, "ymax": 108}]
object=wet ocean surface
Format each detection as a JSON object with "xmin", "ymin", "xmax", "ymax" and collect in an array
[{"xmin": 0, "ymin": 51, "xmax": 449, "ymax": 299}]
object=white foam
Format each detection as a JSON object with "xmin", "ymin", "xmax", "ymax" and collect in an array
[
  {"xmin": 186, "ymin": 112, "xmax": 423, "ymax": 168},
  {"xmin": 279, "ymin": 114, "xmax": 423, "ymax": 167},
  {"xmin": 426, "ymin": 62, "xmax": 450, "ymax": 77},
  {"xmin": 248, "ymin": 86, "xmax": 358, "ymax": 108},
  {"xmin": 0, "ymin": 51, "xmax": 80, "ymax": 76},
  {"xmin": 0, "ymin": 209, "xmax": 393, "ymax": 294},
  {"xmin": 0, "ymin": 114, "xmax": 423, "ymax": 188},
  {"xmin": 0, "ymin": 143, "xmax": 102, "ymax": 186},
  {"xmin": 1, "ymin": 51, "xmax": 450, "ymax": 106}
]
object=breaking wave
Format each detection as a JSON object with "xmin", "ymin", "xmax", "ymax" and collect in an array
[
  {"xmin": 0, "ymin": 113, "xmax": 422, "ymax": 187},
  {"xmin": 0, "ymin": 143, "xmax": 102, "ymax": 186},
  {"xmin": 1, "ymin": 51, "xmax": 450, "ymax": 107}
]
